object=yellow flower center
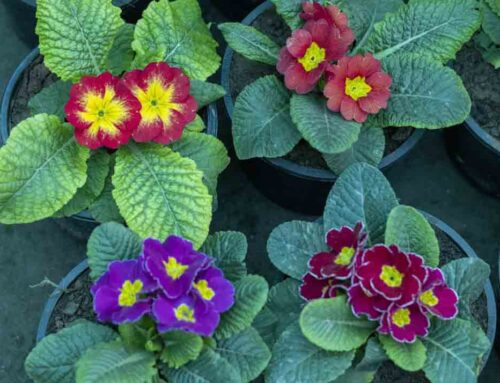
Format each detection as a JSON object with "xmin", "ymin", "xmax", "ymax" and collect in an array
[
  {"xmin": 345, "ymin": 76, "xmax": 372, "ymax": 101},
  {"xmin": 174, "ymin": 304, "xmax": 196, "ymax": 323},
  {"xmin": 391, "ymin": 308, "xmax": 411, "ymax": 328},
  {"xmin": 420, "ymin": 289, "xmax": 439, "ymax": 307},
  {"xmin": 78, "ymin": 87, "xmax": 128, "ymax": 137},
  {"xmin": 135, "ymin": 77, "xmax": 182, "ymax": 124},
  {"xmin": 334, "ymin": 247, "xmax": 356, "ymax": 266},
  {"xmin": 380, "ymin": 265, "xmax": 404, "ymax": 288},
  {"xmin": 298, "ymin": 42, "xmax": 326, "ymax": 72},
  {"xmin": 193, "ymin": 279, "xmax": 215, "ymax": 301},
  {"xmin": 118, "ymin": 279, "xmax": 143, "ymax": 307},
  {"xmin": 163, "ymin": 257, "xmax": 189, "ymax": 280}
]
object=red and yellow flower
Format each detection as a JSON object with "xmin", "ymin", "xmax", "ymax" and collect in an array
[
  {"xmin": 300, "ymin": 272, "xmax": 344, "ymax": 301},
  {"xmin": 65, "ymin": 72, "xmax": 141, "ymax": 149},
  {"xmin": 378, "ymin": 303, "xmax": 430, "ymax": 343},
  {"xmin": 123, "ymin": 62, "xmax": 197, "ymax": 145},
  {"xmin": 324, "ymin": 54, "xmax": 392, "ymax": 123},
  {"xmin": 418, "ymin": 268, "xmax": 459, "ymax": 320}
]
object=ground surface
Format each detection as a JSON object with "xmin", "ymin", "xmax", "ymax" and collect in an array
[{"xmin": 0, "ymin": 0, "xmax": 499, "ymax": 382}]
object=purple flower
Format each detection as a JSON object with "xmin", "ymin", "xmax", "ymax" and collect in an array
[
  {"xmin": 91, "ymin": 259, "xmax": 158, "ymax": 324},
  {"xmin": 143, "ymin": 235, "xmax": 209, "ymax": 299},
  {"xmin": 191, "ymin": 266, "xmax": 235, "ymax": 313},
  {"xmin": 152, "ymin": 293, "xmax": 220, "ymax": 337}
]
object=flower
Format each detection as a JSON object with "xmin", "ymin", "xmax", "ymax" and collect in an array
[
  {"xmin": 123, "ymin": 62, "xmax": 197, "ymax": 144},
  {"xmin": 91, "ymin": 259, "xmax": 157, "ymax": 324},
  {"xmin": 300, "ymin": 272, "xmax": 343, "ymax": 301},
  {"xmin": 309, "ymin": 222, "xmax": 367, "ymax": 280},
  {"xmin": 348, "ymin": 283, "xmax": 390, "ymax": 320},
  {"xmin": 153, "ymin": 293, "xmax": 220, "ymax": 336},
  {"xmin": 143, "ymin": 235, "xmax": 209, "ymax": 299},
  {"xmin": 356, "ymin": 245, "xmax": 427, "ymax": 306},
  {"xmin": 277, "ymin": 18, "xmax": 352, "ymax": 94},
  {"xmin": 191, "ymin": 266, "xmax": 235, "ymax": 313},
  {"xmin": 418, "ymin": 267, "xmax": 459, "ymax": 320},
  {"xmin": 378, "ymin": 303, "xmax": 430, "ymax": 343},
  {"xmin": 324, "ymin": 54, "xmax": 392, "ymax": 123},
  {"xmin": 65, "ymin": 72, "xmax": 141, "ymax": 149}
]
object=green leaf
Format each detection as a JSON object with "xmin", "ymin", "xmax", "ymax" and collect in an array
[
  {"xmin": 379, "ymin": 334, "xmax": 426, "ymax": 372},
  {"xmin": 170, "ymin": 132, "xmax": 229, "ymax": 196},
  {"xmin": 36, "ymin": 0, "xmax": 124, "ymax": 81},
  {"xmin": 482, "ymin": 1, "xmax": 500, "ymax": 45},
  {"xmin": 323, "ymin": 126, "xmax": 385, "ymax": 175},
  {"xmin": 55, "ymin": 150, "xmax": 110, "ymax": 218},
  {"xmin": 375, "ymin": 53, "xmax": 471, "ymax": 129},
  {"xmin": 483, "ymin": 46, "xmax": 500, "ymax": 69},
  {"xmin": 215, "ymin": 327, "xmax": 271, "ymax": 382},
  {"xmin": 0, "ymin": 114, "xmax": 90, "ymax": 224},
  {"xmin": 113, "ymin": 142, "xmax": 212, "ymax": 249},
  {"xmin": 290, "ymin": 94, "xmax": 361, "ymax": 155},
  {"xmin": 364, "ymin": 0, "xmax": 481, "ymax": 62},
  {"xmin": 267, "ymin": 220, "xmax": 327, "ymax": 280},
  {"xmin": 486, "ymin": 0, "xmax": 500, "ymax": 16},
  {"xmin": 25, "ymin": 321, "xmax": 116, "ymax": 383},
  {"xmin": 266, "ymin": 322, "xmax": 355, "ymax": 383},
  {"xmin": 232, "ymin": 75, "xmax": 301, "ymax": 160},
  {"xmin": 270, "ymin": 0, "xmax": 306, "ymax": 30},
  {"xmin": 216, "ymin": 275, "xmax": 269, "ymax": 339},
  {"xmin": 441, "ymin": 258, "xmax": 490, "ymax": 320},
  {"xmin": 28, "ymin": 81, "xmax": 72, "ymax": 120},
  {"xmin": 252, "ymin": 278, "xmax": 303, "ymax": 348},
  {"xmin": 423, "ymin": 318, "xmax": 490, "ymax": 383},
  {"xmin": 300, "ymin": 296, "xmax": 376, "ymax": 352},
  {"xmin": 385, "ymin": 205, "xmax": 439, "ymax": 267},
  {"xmin": 200, "ymin": 231, "xmax": 248, "ymax": 283},
  {"xmin": 118, "ymin": 323, "xmax": 148, "ymax": 350},
  {"xmin": 219, "ymin": 23, "xmax": 280, "ymax": 65},
  {"xmin": 161, "ymin": 331, "xmax": 203, "ymax": 369},
  {"xmin": 76, "ymin": 340, "xmax": 156, "ymax": 383},
  {"xmin": 132, "ymin": 0, "xmax": 220, "ymax": 81},
  {"xmin": 185, "ymin": 115, "xmax": 206, "ymax": 133},
  {"xmin": 87, "ymin": 222, "xmax": 143, "ymax": 280},
  {"xmin": 190, "ymin": 80, "xmax": 226, "ymax": 110},
  {"xmin": 105, "ymin": 23, "xmax": 135, "ymax": 75},
  {"xmin": 324, "ymin": 163, "xmax": 398, "ymax": 245}
]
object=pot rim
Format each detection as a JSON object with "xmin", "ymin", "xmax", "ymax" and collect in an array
[{"xmin": 464, "ymin": 116, "xmax": 500, "ymax": 156}]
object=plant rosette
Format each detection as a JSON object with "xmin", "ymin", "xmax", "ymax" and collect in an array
[
  {"xmin": 261, "ymin": 163, "xmax": 493, "ymax": 383},
  {"xmin": 0, "ymin": 0, "xmax": 228, "ymax": 249},
  {"xmin": 220, "ymin": 0, "xmax": 478, "ymax": 176},
  {"xmin": 473, "ymin": 0, "xmax": 500, "ymax": 69},
  {"xmin": 25, "ymin": 223, "xmax": 271, "ymax": 383}
]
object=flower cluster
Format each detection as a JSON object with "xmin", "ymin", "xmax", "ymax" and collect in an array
[
  {"xmin": 91, "ymin": 235, "xmax": 235, "ymax": 337},
  {"xmin": 277, "ymin": 2, "xmax": 392, "ymax": 123},
  {"xmin": 65, "ymin": 62, "xmax": 197, "ymax": 149},
  {"xmin": 300, "ymin": 223, "xmax": 459, "ymax": 343}
]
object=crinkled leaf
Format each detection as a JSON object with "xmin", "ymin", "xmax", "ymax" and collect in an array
[
  {"xmin": 200, "ymin": 231, "xmax": 248, "ymax": 283},
  {"xmin": 379, "ymin": 334, "xmax": 426, "ymax": 372},
  {"xmin": 0, "ymin": 114, "xmax": 90, "ymax": 224},
  {"xmin": 89, "ymin": 159, "xmax": 123, "ymax": 224},
  {"xmin": 132, "ymin": 0, "xmax": 220, "ymax": 81},
  {"xmin": 290, "ymin": 94, "xmax": 361, "ymax": 155},
  {"xmin": 486, "ymin": 0, "xmax": 500, "ymax": 16},
  {"xmin": 118, "ymin": 323, "xmax": 148, "ymax": 350},
  {"xmin": 483, "ymin": 46, "xmax": 500, "ymax": 68},
  {"xmin": 364, "ymin": 0, "xmax": 481, "ymax": 62},
  {"xmin": 28, "ymin": 80, "xmax": 71, "ymax": 120},
  {"xmin": 87, "ymin": 222, "xmax": 143, "ymax": 280},
  {"xmin": 219, "ymin": 23, "xmax": 280, "ymax": 65},
  {"xmin": 482, "ymin": 1, "xmax": 500, "ymax": 45},
  {"xmin": 267, "ymin": 220, "xmax": 327, "ymax": 280},
  {"xmin": 270, "ymin": 0, "xmax": 308, "ymax": 30},
  {"xmin": 300, "ymin": 296, "xmax": 376, "ymax": 352},
  {"xmin": 233, "ymin": 75, "xmax": 301, "ymax": 160},
  {"xmin": 113, "ymin": 142, "xmax": 212, "ymax": 249},
  {"xmin": 385, "ymin": 205, "xmax": 439, "ymax": 267},
  {"xmin": 25, "ymin": 321, "xmax": 116, "ymax": 383},
  {"xmin": 160, "ymin": 331, "xmax": 203, "ymax": 369},
  {"xmin": 190, "ymin": 80, "xmax": 225, "ymax": 110},
  {"xmin": 185, "ymin": 115, "xmax": 206, "ymax": 133},
  {"xmin": 266, "ymin": 322, "xmax": 355, "ymax": 383},
  {"xmin": 105, "ymin": 23, "xmax": 135, "ymax": 75},
  {"xmin": 36, "ymin": 0, "xmax": 123, "ymax": 81},
  {"xmin": 324, "ymin": 163, "xmax": 398, "ymax": 245}
]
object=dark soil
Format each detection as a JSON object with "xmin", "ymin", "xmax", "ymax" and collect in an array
[
  {"xmin": 229, "ymin": 8, "xmax": 414, "ymax": 171},
  {"xmin": 453, "ymin": 45, "xmax": 500, "ymax": 140}
]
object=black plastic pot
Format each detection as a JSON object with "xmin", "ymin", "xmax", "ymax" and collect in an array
[
  {"xmin": 211, "ymin": 0, "xmax": 265, "ymax": 20},
  {"xmin": 445, "ymin": 117, "xmax": 500, "ymax": 198},
  {"xmin": 35, "ymin": 212, "xmax": 497, "ymax": 373},
  {"xmin": 221, "ymin": 1, "xmax": 425, "ymax": 215},
  {"xmin": 0, "ymin": 47, "xmax": 219, "ymax": 224}
]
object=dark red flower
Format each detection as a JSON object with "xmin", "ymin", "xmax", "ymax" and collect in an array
[
  {"xmin": 324, "ymin": 54, "xmax": 392, "ymax": 123},
  {"xmin": 300, "ymin": 272, "xmax": 343, "ymax": 301},
  {"xmin": 378, "ymin": 302, "xmax": 430, "ymax": 343},
  {"xmin": 418, "ymin": 267, "xmax": 459, "ymax": 320},
  {"xmin": 348, "ymin": 283, "xmax": 390, "ymax": 320}
]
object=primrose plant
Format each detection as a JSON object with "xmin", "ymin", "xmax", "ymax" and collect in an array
[
  {"xmin": 220, "ymin": 0, "xmax": 480, "ymax": 174},
  {"xmin": 0, "ymin": 0, "xmax": 228, "ymax": 249},
  {"xmin": 474, "ymin": 0, "xmax": 500, "ymax": 68},
  {"xmin": 25, "ymin": 223, "xmax": 271, "ymax": 383},
  {"xmin": 259, "ymin": 163, "xmax": 491, "ymax": 383}
]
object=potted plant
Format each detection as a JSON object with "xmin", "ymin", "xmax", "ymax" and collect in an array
[
  {"xmin": 26, "ymin": 222, "xmax": 271, "ymax": 382},
  {"xmin": 446, "ymin": 0, "xmax": 500, "ymax": 197},
  {"xmin": 0, "ymin": 0, "xmax": 228, "ymax": 248},
  {"xmin": 220, "ymin": 0, "xmax": 479, "ymax": 215},
  {"xmin": 258, "ymin": 162, "xmax": 496, "ymax": 382}
]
